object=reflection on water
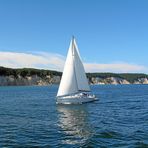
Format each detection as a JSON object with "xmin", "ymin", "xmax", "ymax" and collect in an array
[{"xmin": 57, "ymin": 105, "xmax": 94, "ymax": 145}]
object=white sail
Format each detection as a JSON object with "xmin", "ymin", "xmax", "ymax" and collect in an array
[
  {"xmin": 73, "ymin": 39, "xmax": 90, "ymax": 91},
  {"xmin": 57, "ymin": 37, "xmax": 90, "ymax": 97}
]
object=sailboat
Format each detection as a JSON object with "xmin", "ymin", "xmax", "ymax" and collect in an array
[{"xmin": 56, "ymin": 37, "xmax": 97, "ymax": 104}]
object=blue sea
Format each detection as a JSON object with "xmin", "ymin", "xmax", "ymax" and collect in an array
[{"xmin": 0, "ymin": 85, "xmax": 148, "ymax": 147}]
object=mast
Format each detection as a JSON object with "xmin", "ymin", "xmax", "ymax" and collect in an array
[{"xmin": 72, "ymin": 37, "xmax": 79, "ymax": 92}]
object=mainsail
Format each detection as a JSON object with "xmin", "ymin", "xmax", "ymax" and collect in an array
[{"xmin": 57, "ymin": 37, "xmax": 90, "ymax": 97}]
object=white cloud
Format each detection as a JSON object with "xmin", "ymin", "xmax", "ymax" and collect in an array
[
  {"xmin": 84, "ymin": 63, "xmax": 147, "ymax": 73},
  {"xmin": 0, "ymin": 51, "xmax": 147, "ymax": 73},
  {"xmin": 0, "ymin": 51, "xmax": 65, "ymax": 71}
]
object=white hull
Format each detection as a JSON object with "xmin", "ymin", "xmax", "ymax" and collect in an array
[{"xmin": 56, "ymin": 93, "xmax": 98, "ymax": 104}]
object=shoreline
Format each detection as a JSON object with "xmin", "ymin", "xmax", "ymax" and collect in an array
[{"xmin": 0, "ymin": 66, "xmax": 148, "ymax": 86}]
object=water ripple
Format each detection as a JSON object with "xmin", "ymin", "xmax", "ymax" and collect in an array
[{"xmin": 0, "ymin": 85, "xmax": 148, "ymax": 147}]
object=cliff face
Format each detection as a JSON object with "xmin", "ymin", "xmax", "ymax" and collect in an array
[
  {"xmin": 0, "ymin": 75, "xmax": 61, "ymax": 86},
  {"xmin": 90, "ymin": 77, "xmax": 148, "ymax": 85},
  {"xmin": 0, "ymin": 75, "xmax": 148, "ymax": 86}
]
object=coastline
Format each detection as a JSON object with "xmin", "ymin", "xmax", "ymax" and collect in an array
[{"xmin": 0, "ymin": 67, "xmax": 148, "ymax": 86}]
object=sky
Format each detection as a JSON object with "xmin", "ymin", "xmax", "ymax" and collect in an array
[{"xmin": 0, "ymin": 0, "xmax": 148, "ymax": 73}]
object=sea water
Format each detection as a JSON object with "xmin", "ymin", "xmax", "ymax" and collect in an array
[{"xmin": 0, "ymin": 85, "xmax": 148, "ymax": 147}]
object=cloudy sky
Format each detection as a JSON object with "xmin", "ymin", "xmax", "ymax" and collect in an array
[{"xmin": 0, "ymin": 0, "xmax": 148, "ymax": 73}]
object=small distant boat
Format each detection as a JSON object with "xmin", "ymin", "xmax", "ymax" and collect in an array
[{"xmin": 56, "ymin": 37, "xmax": 97, "ymax": 104}]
